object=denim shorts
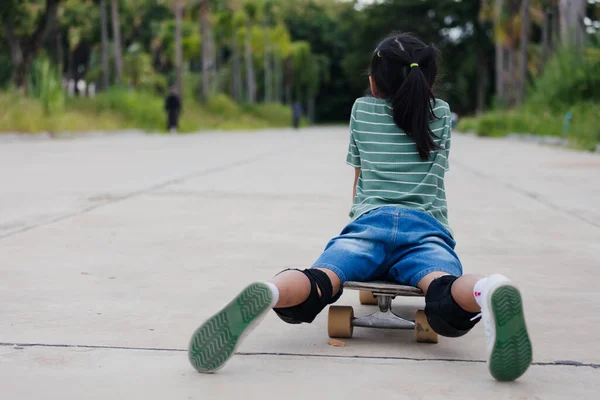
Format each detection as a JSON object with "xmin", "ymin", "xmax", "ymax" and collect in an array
[{"xmin": 311, "ymin": 206, "xmax": 463, "ymax": 287}]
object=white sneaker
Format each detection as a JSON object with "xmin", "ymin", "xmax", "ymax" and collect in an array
[
  {"xmin": 188, "ymin": 282, "xmax": 277, "ymax": 373},
  {"xmin": 476, "ymin": 274, "xmax": 533, "ymax": 381}
]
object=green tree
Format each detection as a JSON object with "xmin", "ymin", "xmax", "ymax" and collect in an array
[
  {"xmin": 110, "ymin": 0, "xmax": 124, "ymax": 83},
  {"xmin": 243, "ymin": 1, "xmax": 258, "ymax": 103},
  {"xmin": 1, "ymin": 0, "xmax": 62, "ymax": 92},
  {"xmin": 99, "ymin": 0, "xmax": 110, "ymax": 89}
]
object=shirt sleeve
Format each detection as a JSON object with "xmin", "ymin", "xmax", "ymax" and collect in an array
[
  {"xmin": 346, "ymin": 101, "xmax": 361, "ymax": 168},
  {"xmin": 443, "ymin": 108, "xmax": 452, "ymax": 169}
]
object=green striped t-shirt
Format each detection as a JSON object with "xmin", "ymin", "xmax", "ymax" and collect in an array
[{"xmin": 346, "ymin": 96, "xmax": 453, "ymax": 235}]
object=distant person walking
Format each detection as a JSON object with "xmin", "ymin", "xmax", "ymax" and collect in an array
[
  {"xmin": 165, "ymin": 87, "xmax": 181, "ymax": 133},
  {"xmin": 292, "ymin": 102, "xmax": 302, "ymax": 129}
]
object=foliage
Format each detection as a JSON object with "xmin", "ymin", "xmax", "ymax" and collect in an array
[
  {"xmin": 457, "ymin": 102, "xmax": 599, "ymax": 151},
  {"xmin": 527, "ymin": 45, "xmax": 600, "ymax": 110},
  {"xmin": 1, "ymin": 0, "xmax": 599, "ymax": 132},
  {"xmin": 0, "ymin": 88, "xmax": 293, "ymax": 133},
  {"xmin": 0, "ymin": 55, "xmax": 12, "ymax": 89},
  {"xmin": 458, "ymin": 36, "xmax": 600, "ymax": 151},
  {"xmin": 27, "ymin": 57, "xmax": 65, "ymax": 115}
]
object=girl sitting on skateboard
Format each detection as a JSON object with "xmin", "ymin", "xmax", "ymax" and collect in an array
[{"xmin": 187, "ymin": 32, "xmax": 533, "ymax": 382}]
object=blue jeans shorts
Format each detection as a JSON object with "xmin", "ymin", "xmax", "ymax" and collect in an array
[{"xmin": 311, "ymin": 206, "xmax": 462, "ymax": 287}]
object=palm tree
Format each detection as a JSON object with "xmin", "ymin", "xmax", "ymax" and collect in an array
[
  {"xmin": 199, "ymin": 0, "xmax": 210, "ymax": 100},
  {"xmin": 174, "ymin": 0, "xmax": 184, "ymax": 97},
  {"xmin": 110, "ymin": 0, "xmax": 124, "ymax": 84},
  {"xmin": 99, "ymin": 0, "xmax": 110, "ymax": 90},
  {"xmin": 559, "ymin": 0, "xmax": 586, "ymax": 52},
  {"xmin": 481, "ymin": 0, "xmax": 524, "ymax": 106},
  {"xmin": 2, "ymin": 0, "xmax": 61, "ymax": 92},
  {"xmin": 231, "ymin": 10, "xmax": 245, "ymax": 101},
  {"xmin": 243, "ymin": 1, "xmax": 258, "ymax": 104},
  {"xmin": 519, "ymin": 0, "xmax": 531, "ymax": 104},
  {"xmin": 262, "ymin": 0, "xmax": 273, "ymax": 103}
]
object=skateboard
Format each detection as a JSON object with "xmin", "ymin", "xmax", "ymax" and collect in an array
[{"xmin": 327, "ymin": 281, "xmax": 439, "ymax": 343}]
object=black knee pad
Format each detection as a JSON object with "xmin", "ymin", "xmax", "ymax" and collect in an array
[
  {"xmin": 424, "ymin": 275, "xmax": 481, "ymax": 337},
  {"xmin": 273, "ymin": 268, "xmax": 342, "ymax": 324}
]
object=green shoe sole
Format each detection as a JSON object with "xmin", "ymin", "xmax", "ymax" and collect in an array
[
  {"xmin": 489, "ymin": 286, "xmax": 533, "ymax": 381},
  {"xmin": 188, "ymin": 282, "xmax": 273, "ymax": 373}
]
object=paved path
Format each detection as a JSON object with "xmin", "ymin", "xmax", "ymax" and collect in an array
[{"xmin": 1, "ymin": 128, "xmax": 599, "ymax": 399}]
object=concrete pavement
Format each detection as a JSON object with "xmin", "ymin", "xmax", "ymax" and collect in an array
[{"xmin": 1, "ymin": 127, "xmax": 599, "ymax": 399}]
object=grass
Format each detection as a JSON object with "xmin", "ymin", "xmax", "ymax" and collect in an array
[
  {"xmin": 457, "ymin": 45, "xmax": 600, "ymax": 152},
  {"xmin": 457, "ymin": 102, "xmax": 600, "ymax": 151},
  {"xmin": 0, "ymin": 89, "xmax": 296, "ymax": 134},
  {"xmin": 0, "ymin": 92, "xmax": 124, "ymax": 133}
]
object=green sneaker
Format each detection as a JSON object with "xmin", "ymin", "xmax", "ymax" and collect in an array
[
  {"xmin": 476, "ymin": 274, "xmax": 533, "ymax": 381},
  {"xmin": 188, "ymin": 282, "xmax": 275, "ymax": 373}
]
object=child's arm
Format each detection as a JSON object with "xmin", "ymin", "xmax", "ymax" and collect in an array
[{"xmin": 352, "ymin": 167, "xmax": 360, "ymax": 201}]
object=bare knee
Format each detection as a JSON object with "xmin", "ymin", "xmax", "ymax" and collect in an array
[{"xmin": 416, "ymin": 271, "xmax": 451, "ymax": 295}]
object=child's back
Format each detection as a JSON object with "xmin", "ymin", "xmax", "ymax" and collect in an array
[{"xmin": 347, "ymin": 96, "xmax": 453, "ymax": 234}]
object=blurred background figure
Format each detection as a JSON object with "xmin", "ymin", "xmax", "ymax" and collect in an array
[
  {"xmin": 292, "ymin": 102, "xmax": 302, "ymax": 129},
  {"xmin": 165, "ymin": 87, "xmax": 181, "ymax": 134}
]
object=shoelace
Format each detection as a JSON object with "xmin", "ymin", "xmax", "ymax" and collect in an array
[{"xmin": 470, "ymin": 312, "xmax": 482, "ymax": 321}]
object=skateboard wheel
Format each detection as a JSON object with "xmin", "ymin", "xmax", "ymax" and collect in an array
[
  {"xmin": 358, "ymin": 290, "xmax": 378, "ymax": 305},
  {"xmin": 328, "ymin": 306, "xmax": 354, "ymax": 338},
  {"xmin": 414, "ymin": 310, "xmax": 439, "ymax": 344}
]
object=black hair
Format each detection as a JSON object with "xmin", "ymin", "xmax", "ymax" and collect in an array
[{"xmin": 369, "ymin": 33, "xmax": 441, "ymax": 160}]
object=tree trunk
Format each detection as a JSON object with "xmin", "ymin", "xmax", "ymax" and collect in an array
[
  {"xmin": 274, "ymin": 54, "xmax": 282, "ymax": 103},
  {"xmin": 553, "ymin": 5, "xmax": 560, "ymax": 50},
  {"xmin": 307, "ymin": 95, "xmax": 315, "ymax": 124},
  {"xmin": 284, "ymin": 84, "xmax": 291, "ymax": 105},
  {"xmin": 263, "ymin": 27, "xmax": 271, "ymax": 102},
  {"xmin": 244, "ymin": 23, "xmax": 256, "ymax": 104},
  {"xmin": 559, "ymin": 0, "xmax": 586, "ymax": 52},
  {"xmin": 67, "ymin": 48, "xmax": 74, "ymax": 82},
  {"xmin": 56, "ymin": 31, "xmax": 63, "ymax": 73},
  {"xmin": 518, "ymin": 0, "xmax": 530, "ymax": 105},
  {"xmin": 200, "ymin": 0, "xmax": 210, "ymax": 100},
  {"xmin": 494, "ymin": 0, "xmax": 505, "ymax": 106},
  {"xmin": 541, "ymin": 8, "xmax": 550, "ymax": 72},
  {"xmin": 231, "ymin": 26, "xmax": 243, "ymax": 101},
  {"xmin": 507, "ymin": 47, "xmax": 516, "ymax": 106},
  {"xmin": 110, "ymin": 0, "xmax": 124, "ymax": 84},
  {"xmin": 284, "ymin": 57, "xmax": 292, "ymax": 105},
  {"xmin": 476, "ymin": 55, "xmax": 488, "ymax": 114},
  {"xmin": 175, "ymin": 0, "xmax": 183, "ymax": 97},
  {"xmin": 100, "ymin": 0, "xmax": 110, "ymax": 90},
  {"xmin": 210, "ymin": 30, "xmax": 218, "ymax": 93},
  {"xmin": 4, "ymin": 0, "xmax": 61, "ymax": 92}
]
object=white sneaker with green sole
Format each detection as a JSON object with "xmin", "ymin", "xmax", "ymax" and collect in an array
[
  {"xmin": 476, "ymin": 274, "xmax": 533, "ymax": 381},
  {"xmin": 188, "ymin": 282, "xmax": 275, "ymax": 373}
]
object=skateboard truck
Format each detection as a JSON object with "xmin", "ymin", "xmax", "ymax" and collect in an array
[
  {"xmin": 352, "ymin": 292, "xmax": 415, "ymax": 329},
  {"xmin": 327, "ymin": 281, "xmax": 439, "ymax": 343}
]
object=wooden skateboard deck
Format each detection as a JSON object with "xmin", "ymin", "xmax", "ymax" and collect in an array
[{"xmin": 343, "ymin": 280, "xmax": 424, "ymax": 296}]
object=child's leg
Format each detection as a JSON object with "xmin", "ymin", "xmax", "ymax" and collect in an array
[
  {"xmin": 386, "ymin": 208, "xmax": 532, "ymax": 382},
  {"xmin": 186, "ymin": 269, "xmax": 342, "ymax": 374},
  {"xmin": 418, "ymin": 271, "xmax": 533, "ymax": 382},
  {"xmin": 270, "ymin": 268, "xmax": 341, "ymax": 308},
  {"xmin": 417, "ymin": 271, "xmax": 483, "ymax": 312},
  {"xmin": 188, "ymin": 208, "xmax": 396, "ymax": 374}
]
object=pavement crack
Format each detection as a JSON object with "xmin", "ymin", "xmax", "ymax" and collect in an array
[
  {"xmin": 0, "ymin": 147, "xmax": 289, "ymax": 241},
  {"xmin": 1, "ymin": 342, "xmax": 598, "ymax": 369},
  {"xmin": 453, "ymin": 160, "xmax": 600, "ymax": 230}
]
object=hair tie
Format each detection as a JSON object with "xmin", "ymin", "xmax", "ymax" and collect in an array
[
  {"xmin": 377, "ymin": 51, "xmax": 381, "ymax": 58},
  {"xmin": 410, "ymin": 63, "xmax": 419, "ymax": 68}
]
